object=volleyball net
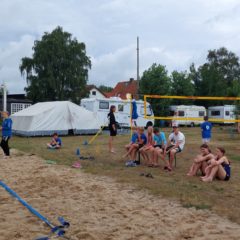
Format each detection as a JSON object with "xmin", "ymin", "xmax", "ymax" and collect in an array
[{"xmin": 143, "ymin": 95, "xmax": 240, "ymax": 123}]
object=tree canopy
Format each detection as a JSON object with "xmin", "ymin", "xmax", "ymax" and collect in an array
[
  {"xmin": 20, "ymin": 26, "xmax": 91, "ymax": 103},
  {"xmin": 139, "ymin": 63, "xmax": 172, "ymax": 117}
]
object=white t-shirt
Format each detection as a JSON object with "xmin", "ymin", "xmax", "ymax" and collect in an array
[{"xmin": 168, "ymin": 131, "xmax": 185, "ymax": 150}]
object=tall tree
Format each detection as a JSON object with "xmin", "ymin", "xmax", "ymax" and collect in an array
[
  {"xmin": 190, "ymin": 47, "xmax": 240, "ymax": 107},
  {"xmin": 139, "ymin": 63, "xmax": 172, "ymax": 120},
  {"xmin": 171, "ymin": 70, "xmax": 195, "ymax": 105},
  {"xmin": 20, "ymin": 26, "xmax": 91, "ymax": 103}
]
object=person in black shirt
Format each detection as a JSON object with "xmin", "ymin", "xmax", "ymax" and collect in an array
[{"xmin": 108, "ymin": 105, "xmax": 117, "ymax": 153}]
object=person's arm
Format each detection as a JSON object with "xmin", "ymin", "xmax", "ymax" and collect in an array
[{"xmin": 194, "ymin": 153, "xmax": 214, "ymax": 163}]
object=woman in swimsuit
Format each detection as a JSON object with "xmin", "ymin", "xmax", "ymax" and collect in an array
[{"xmin": 201, "ymin": 147, "xmax": 231, "ymax": 182}]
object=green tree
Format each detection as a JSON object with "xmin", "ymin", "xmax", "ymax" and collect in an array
[
  {"xmin": 139, "ymin": 63, "xmax": 172, "ymax": 122},
  {"xmin": 98, "ymin": 85, "xmax": 113, "ymax": 93},
  {"xmin": 20, "ymin": 26, "xmax": 91, "ymax": 103},
  {"xmin": 171, "ymin": 70, "xmax": 195, "ymax": 105},
  {"xmin": 190, "ymin": 47, "xmax": 240, "ymax": 107}
]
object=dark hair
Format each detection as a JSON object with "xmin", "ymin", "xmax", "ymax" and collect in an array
[
  {"xmin": 204, "ymin": 116, "xmax": 208, "ymax": 121},
  {"xmin": 153, "ymin": 127, "xmax": 159, "ymax": 134},
  {"xmin": 110, "ymin": 105, "xmax": 116, "ymax": 112},
  {"xmin": 53, "ymin": 132, "xmax": 58, "ymax": 136},
  {"xmin": 145, "ymin": 121, "xmax": 153, "ymax": 129},
  {"xmin": 200, "ymin": 143, "xmax": 211, "ymax": 152},
  {"xmin": 217, "ymin": 147, "xmax": 225, "ymax": 155}
]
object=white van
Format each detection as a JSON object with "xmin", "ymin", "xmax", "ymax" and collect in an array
[
  {"xmin": 80, "ymin": 97, "xmax": 154, "ymax": 128},
  {"xmin": 169, "ymin": 105, "xmax": 206, "ymax": 126},
  {"xmin": 208, "ymin": 105, "xmax": 236, "ymax": 124}
]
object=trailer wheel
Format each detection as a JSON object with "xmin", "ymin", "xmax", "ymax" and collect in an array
[{"xmin": 190, "ymin": 122, "xmax": 195, "ymax": 127}]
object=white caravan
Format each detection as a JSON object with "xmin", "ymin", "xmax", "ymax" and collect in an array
[
  {"xmin": 80, "ymin": 97, "xmax": 154, "ymax": 128},
  {"xmin": 208, "ymin": 105, "xmax": 236, "ymax": 124},
  {"xmin": 169, "ymin": 105, "xmax": 206, "ymax": 126}
]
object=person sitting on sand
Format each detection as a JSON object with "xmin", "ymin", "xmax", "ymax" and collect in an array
[
  {"xmin": 187, "ymin": 144, "xmax": 214, "ymax": 176},
  {"xmin": 152, "ymin": 127, "xmax": 167, "ymax": 167},
  {"xmin": 139, "ymin": 126, "xmax": 155, "ymax": 166},
  {"xmin": 123, "ymin": 127, "xmax": 147, "ymax": 165},
  {"xmin": 165, "ymin": 124, "xmax": 185, "ymax": 171},
  {"xmin": 201, "ymin": 147, "xmax": 231, "ymax": 182},
  {"xmin": 47, "ymin": 133, "xmax": 62, "ymax": 149}
]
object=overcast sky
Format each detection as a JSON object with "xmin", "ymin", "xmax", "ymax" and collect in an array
[{"xmin": 1, "ymin": 0, "xmax": 240, "ymax": 93}]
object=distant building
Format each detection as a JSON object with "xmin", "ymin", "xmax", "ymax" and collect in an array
[
  {"xmin": 0, "ymin": 94, "xmax": 32, "ymax": 115},
  {"xmin": 86, "ymin": 85, "xmax": 107, "ymax": 99},
  {"xmin": 104, "ymin": 78, "xmax": 139, "ymax": 99}
]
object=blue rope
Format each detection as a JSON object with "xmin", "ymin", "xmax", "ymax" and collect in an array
[{"xmin": 0, "ymin": 180, "xmax": 53, "ymax": 228}]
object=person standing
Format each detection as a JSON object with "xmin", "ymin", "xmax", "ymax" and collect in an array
[
  {"xmin": 108, "ymin": 105, "xmax": 117, "ymax": 153},
  {"xmin": 201, "ymin": 116, "xmax": 212, "ymax": 144},
  {"xmin": 0, "ymin": 111, "xmax": 13, "ymax": 158}
]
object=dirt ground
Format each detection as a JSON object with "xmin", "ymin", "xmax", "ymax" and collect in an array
[{"xmin": 0, "ymin": 150, "xmax": 240, "ymax": 240}]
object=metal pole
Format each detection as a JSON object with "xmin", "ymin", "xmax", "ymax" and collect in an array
[
  {"xmin": 3, "ymin": 83, "xmax": 7, "ymax": 111},
  {"xmin": 137, "ymin": 37, "xmax": 140, "ymax": 96}
]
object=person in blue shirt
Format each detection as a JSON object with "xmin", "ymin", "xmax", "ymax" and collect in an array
[
  {"xmin": 201, "ymin": 116, "xmax": 212, "ymax": 144},
  {"xmin": 0, "ymin": 111, "xmax": 13, "ymax": 157},
  {"xmin": 47, "ymin": 133, "xmax": 62, "ymax": 149},
  {"xmin": 152, "ymin": 127, "xmax": 167, "ymax": 167},
  {"xmin": 123, "ymin": 127, "xmax": 147, "ymax": 164}
]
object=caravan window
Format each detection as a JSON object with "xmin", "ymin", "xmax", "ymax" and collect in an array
[
  {"xmin": 140, "ymin": 105, "xmax": 152, "ymax": 116},
  {"xmin": 199, "ymin": 111, "xmax": 205, "ymax": 117},
  {"xmin": 118, "ymin": 104, "xmax": 124, "ymax": 112},
  {"xmin": 99, "ymin": 101, "xmax": 109, "ymax": 109},
  {"xmin": 178, "ymin": 111, "xmax": 185, "ymax": 117},
  {"xmin": 211, "ymin": 111, "xmax": 220, "ymax": 116},
  {"xmin": 225, "ymin": 111, "xmax": 230, "ymax": 116}
]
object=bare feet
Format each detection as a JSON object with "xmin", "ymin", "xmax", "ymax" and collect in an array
[{"xmin": 201, "ymin": 177, "xmax": 212, "ymax": 182}]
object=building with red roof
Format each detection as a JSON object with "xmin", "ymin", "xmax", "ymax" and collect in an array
[{"xmin": 104, "ymin": 78, "xmax": 139, "ymax": 99}]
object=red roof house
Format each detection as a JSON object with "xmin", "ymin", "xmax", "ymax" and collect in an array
[{"xmin": 105, "ymin": 78, "xmax": 139, "ymax": 99}]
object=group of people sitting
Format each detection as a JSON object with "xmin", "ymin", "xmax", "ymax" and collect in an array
[
  {"xmin": 123, "ymin": 123, "xmax": 231, "ymax": 182},
  {"xmin": 123, "ymin": 123, "xmax": 185, "ymax": 172},
  {"xmin": 187, "ymin": 144, "xmax": 231, "ymax": 182}
]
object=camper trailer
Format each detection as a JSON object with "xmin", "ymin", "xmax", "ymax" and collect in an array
[
  {"xmin": 169, "ymin": 105, "xmax": 206, "ymax": 126},
  {"xmin": 80, "ymin": 97, "xmax": 154, "ymax": 128},
  {"xmin": 208, "ymin": 105, "xmax": 236, "ymax": 124}
]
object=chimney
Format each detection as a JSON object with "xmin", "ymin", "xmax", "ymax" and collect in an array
[{"xmin": 129, "ymin": 78, "xmax": 134, "ymax": 82}]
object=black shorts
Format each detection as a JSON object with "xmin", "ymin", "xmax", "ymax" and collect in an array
[
  {"xmin": 109, "ymin": 128, "xmax": 117, "ymax": 136},
  {"xmin": 154, "ymin": 145, "xmax": 162, "ymax": 149},
  {"xmin": 137, "ymin": 144, "xmax": 144, "ymax": 149}
]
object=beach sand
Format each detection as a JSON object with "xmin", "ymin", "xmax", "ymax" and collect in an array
[{"xmin": 0, "ymin": 150, "xmax": 240, "ymax": 240}]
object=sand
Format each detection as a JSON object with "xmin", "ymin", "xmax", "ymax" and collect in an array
[{"xmin": 0, "ymin": 150, "xmax": 240, "ymax": 240}]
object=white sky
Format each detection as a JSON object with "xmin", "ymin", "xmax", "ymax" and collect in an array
[{"xmin": 1, "ymin": 0, "xmax": 240, "ymax": 93}]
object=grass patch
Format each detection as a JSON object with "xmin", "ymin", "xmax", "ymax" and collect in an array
[{"xmin": 10, "ymin": 127, "xmax": 240, "ymax": 224}]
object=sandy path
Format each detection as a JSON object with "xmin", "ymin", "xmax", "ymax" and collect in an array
[{"xmin": 0, "ymin": 150, "xmax": 240, "ymax": 240}]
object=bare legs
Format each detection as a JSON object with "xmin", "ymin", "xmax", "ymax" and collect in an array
[
  {"xmin": 108, "ymin": 136, "xmax": 115, "ymax": 153},
  {"xmin": 202, "ymin": 163, "xmax": 226, "ymax": 182}
]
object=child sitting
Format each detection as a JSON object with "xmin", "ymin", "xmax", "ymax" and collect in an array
[
  {"xmin": 47, "ymin": 133, "xmax": 62, "ymax": 149},
  {"xmin": 123, "ymin": 127, "xmax": 147, "ymax": 165}
]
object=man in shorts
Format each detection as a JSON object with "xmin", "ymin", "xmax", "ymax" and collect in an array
[{"xmin": 166, "ymin": 124, "xmax": 185, "ymax": 171}]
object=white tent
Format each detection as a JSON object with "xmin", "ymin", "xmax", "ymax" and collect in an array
[{"xmin": 11, "ymin": 101, "xmax": 102, "ymax": 136}]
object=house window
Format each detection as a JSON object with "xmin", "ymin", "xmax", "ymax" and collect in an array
[
  {"xmin": 118, "ymin": 104, "xmax": 124, "ymax": 112},
  {"xmin": 211, "ymin": 111, "xmax": 220, "ymax": 116},
  {"xmin": 11, "ymin": 103, "xmax": 32, "ymax": 114},
  {"xmin": 178, "ymin": 111, "xmax": 185, "ymax": 117},
  {"xmin": 92, "ymin": 91, "xmax": 96, "ymax": 96},
  {"xmin": 99, "ymin": 101, "xmax": 109, "ymax": 109},
  {"xmin": 199, "ymin": 111, "xmax": 205, "ymax": 117}
]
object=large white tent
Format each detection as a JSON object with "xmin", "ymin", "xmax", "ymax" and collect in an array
[{"xmin": 11, "ymin": 101, "xmax": 102, "ymax": 136}]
